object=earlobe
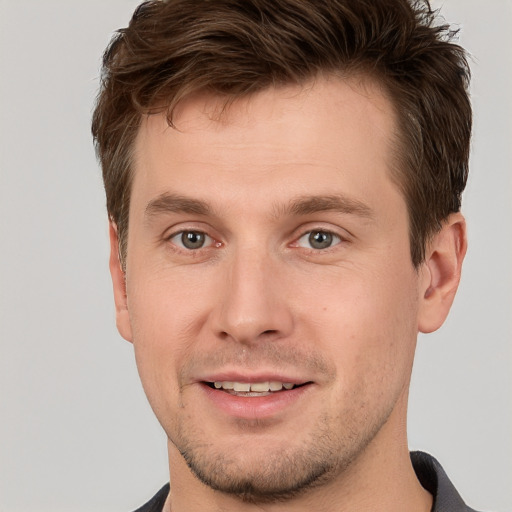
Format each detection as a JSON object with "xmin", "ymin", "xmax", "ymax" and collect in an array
[
  {"xmin": 109, "ymin": 222, "xmax": 133, "ymax": 343},
  {"xmin": 418, "ymin": 213, "xmax": 467, "ymax": 334}
]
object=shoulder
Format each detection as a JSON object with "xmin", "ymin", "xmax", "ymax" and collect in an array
[
  {"xmin": 411, "ymin": 451, "xmax": 484, "ymax": 512},
  {"xmin": 131, "ymin": 484, "xmax": 170, "ymax": 512}
]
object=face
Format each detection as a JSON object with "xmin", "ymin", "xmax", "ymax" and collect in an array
[{"xmin": 114, "ymin": 77, "xmax": 426, "ymax": 501}]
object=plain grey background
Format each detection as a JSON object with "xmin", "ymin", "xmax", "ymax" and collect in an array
[{"xmin": 0, "ymin": 1, "xmax": 510, "ymax": 511}]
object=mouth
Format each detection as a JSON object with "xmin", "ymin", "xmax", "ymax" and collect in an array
[
  {"xmin": 204, "ymin": 380, "xmax": 311, "ymax": 397},
  {"xmin": 199, "ymin": 376, "xmax": 315, "ymax": 419}
]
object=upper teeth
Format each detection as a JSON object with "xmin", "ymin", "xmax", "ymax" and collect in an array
[{"xmin": 213, "ymin": 381, "xmax": 295, "ymax": 392}]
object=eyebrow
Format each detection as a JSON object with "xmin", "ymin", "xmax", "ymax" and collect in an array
[
  {"xmin": 145, "ymin": 193, "xmax": 211, "ymax": 220},
  {"xmin": 144, "ymin": 192, "xmax": 374, "ymax": 222},
  {"xmin": 277, "ymin": 194, "xmax": 374, "ymax": 219}
]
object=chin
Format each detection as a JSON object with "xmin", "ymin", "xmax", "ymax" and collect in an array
[
  {"xmin": 178, "ymin": 440, "xmax": 338, "ymax": 503},
  {"xmin": 169, "ymin": 410, "xmax": 377, "ymax": 504}
]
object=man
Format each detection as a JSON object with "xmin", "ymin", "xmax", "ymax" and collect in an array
[{"xmin": 92, "ymin": 0, "xmax": 479, "ymax": 510}]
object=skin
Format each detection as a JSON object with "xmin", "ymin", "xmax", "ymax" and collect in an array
[{"xmin": 109, "ymin": 76, "xmax": 466, "ymax": 511}]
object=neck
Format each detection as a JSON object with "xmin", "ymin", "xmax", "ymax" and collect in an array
[{"xmin": 164, "ymin": 391, "xmax": 432, "ymax": 512}]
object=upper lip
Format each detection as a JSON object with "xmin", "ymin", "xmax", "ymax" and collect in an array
[{"xmin": 196, "ymin": 371, "xmax": 311, "ymax": 385}]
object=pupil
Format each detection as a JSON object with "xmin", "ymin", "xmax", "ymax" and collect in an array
[
  {"xmin": 309, "ymin": 231, "xmax": 332, "ymax": 249},
  {"xmin": 182, "ymin": 231, "xmax": 205, "ymax": 249}
]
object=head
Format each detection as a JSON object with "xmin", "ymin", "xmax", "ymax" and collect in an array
[{"xmin": 92, "ymin": 0, "xmax": 471, "ymax": 506}]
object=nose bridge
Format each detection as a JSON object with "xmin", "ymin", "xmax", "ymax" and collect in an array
[{"xmin": 214, "ymin": 241, "xmax": 292, "ymax": 344}]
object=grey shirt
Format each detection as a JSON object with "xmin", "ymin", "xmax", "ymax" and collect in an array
[{"xmin": 411, "ymin": 451, "xmax": 480, "ymax": 512}]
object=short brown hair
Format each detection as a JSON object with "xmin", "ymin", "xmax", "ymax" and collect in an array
[{"xmin": 92, "ymin": 0, "xmax": 471, "ymax": 267}]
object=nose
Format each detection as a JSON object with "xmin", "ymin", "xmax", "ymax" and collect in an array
[{"xmin": 211, "ymin": 247, "xmax": 294, "ymax": 345}]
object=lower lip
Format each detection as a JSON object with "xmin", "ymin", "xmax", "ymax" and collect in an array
[{"xmin": 200, "ymin": 383, "xmax": 313, "ymax": 420}]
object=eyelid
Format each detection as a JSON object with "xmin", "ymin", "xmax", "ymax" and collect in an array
[
  {"xmin": 290, "ymin": 221, "xmax": 350, "ymax": 243},
  {"xmin": 170, "ymin": 230, "xmax": 210, "ymax": 249},
  {"xmin": 165, "ymin": 227, "xmax": 222, "ymax": 252},
  {"xmin": 295, "ymin": 229, "xmax": 343, "ymax": 249}
]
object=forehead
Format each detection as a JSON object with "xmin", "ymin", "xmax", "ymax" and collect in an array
[{"xmin": 132, "ymin": 76, "xmax": 400, "ymax": 213}]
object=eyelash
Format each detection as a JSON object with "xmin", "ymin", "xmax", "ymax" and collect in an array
[
  {"xmin": 166, "ymin": 228, "xmax": 345, "ymax": 254},
  {"xmin": 294, "ymin": 230, "xmax": 343, "ymax": 251},
  {"xmin": 167, "ymin": 230, "xmax": 220, "ymax": 251}
]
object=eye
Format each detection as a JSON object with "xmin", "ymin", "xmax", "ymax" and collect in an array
[
  {"xmin": 296, "ymin": 230, "xmax": 342, "ymax": 250},
  {"xmin": 170, "ymin": 230, "xmax": 213, "ymax": 250}
]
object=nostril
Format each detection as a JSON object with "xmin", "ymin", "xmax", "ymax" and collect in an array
[{"xmin": 215, "ymin": 328, "xmax": 282, "ymax": 344}]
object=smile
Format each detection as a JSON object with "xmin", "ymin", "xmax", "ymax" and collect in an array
[
  {"xmin": 206, "ymin": 381, "xmax": 303, "ymax": 397},
  {"xmin": 198, "ymin": 373, "xmax": 315, "ymax": 419}
]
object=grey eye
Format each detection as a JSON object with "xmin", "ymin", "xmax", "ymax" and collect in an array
[
  {"xmin": 170, "ymin": 231, "xmax": 211, "ymax": 250},
  {"xmin": 182, "ymin": 231, "xmax": 205, "ymax": 249},
  {"xmin": 309, "ymin": 231, "xmax": 333, "ymax": 249},
  {"xmin": 297, "ymin": 230, "xmax": 341, "ymax": 250}
]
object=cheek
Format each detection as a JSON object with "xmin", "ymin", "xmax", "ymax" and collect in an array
[
  {"xmin": 127, "ymin": 263, "xmax": 212, "ymax": 340},
  {"xmin": 300, "ymin": 265, "xmax": 420, "ymax": 387},
  {"xmin": 126, "ymin": 271, "xmax": 210, "ymax": 412}
]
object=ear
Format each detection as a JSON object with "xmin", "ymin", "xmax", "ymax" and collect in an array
[
  {"xmin": 109, "ymin": 222, "xmax": 133, "ymax": 343},
  {"xmin": 418, "ymin": 213, "xmax": 467, "ymax": 333}
]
